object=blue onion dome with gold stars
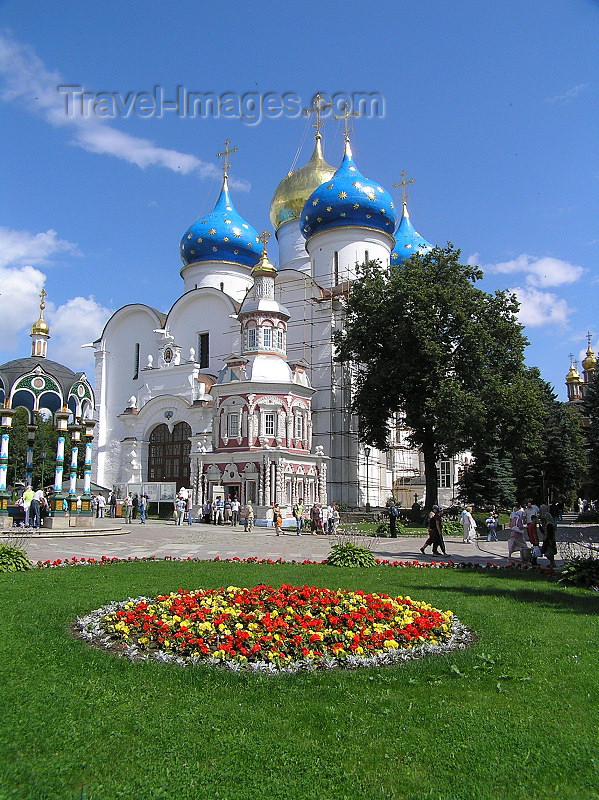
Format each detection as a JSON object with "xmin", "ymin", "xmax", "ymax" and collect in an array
[
  {"xmin": 390, "ymin": 201, "xmax": 433, "ymax": 264},
  {"xmin": 180, "ymin": 175, "xmax": 261, "ymax": 269},
  {"xmin": 300, "ymin": 139, "xmax": 398, "ymax": 240}
]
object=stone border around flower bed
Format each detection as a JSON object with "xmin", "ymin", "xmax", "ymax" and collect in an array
[
  {"xmin": 73, "ymin": 597, "xmax": 476, "ymax": 674},
  {"xmin": 35, "ymin": 553, "xmax": 557, "ymax": 574}
]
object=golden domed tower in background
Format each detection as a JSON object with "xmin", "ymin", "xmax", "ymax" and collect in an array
[{"xmin": 566, "ymin": 333, "xmax": 596, "ymax": 403}]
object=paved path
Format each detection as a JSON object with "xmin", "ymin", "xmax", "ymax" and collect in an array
[{"xmin": 3, "ymin": 517, "xmax": 566, "ymax": 569}]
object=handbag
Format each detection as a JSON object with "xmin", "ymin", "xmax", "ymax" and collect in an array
[{"xmin": 532, "ymin": 545, "xmax": 542, "ymax": 558}]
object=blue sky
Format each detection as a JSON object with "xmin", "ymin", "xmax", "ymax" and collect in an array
[{"xmin": 1, "ymin": 0, "xmax": 597, "ymax": 400}]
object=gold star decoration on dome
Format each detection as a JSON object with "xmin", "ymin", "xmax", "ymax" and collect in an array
[
  {"xmin": 334, "ymin": 102, "xmax": 359, "ymax": 141},
  {"xmin": 393, "ymin": 171, "xmax": 415, "ymax": 204},
  {"xmin": 208, "ymin": 228, "xmax": 217, "ymax": 235},
  {"xmin": 338, "ymin": 191, "xmax": 347, "ymax": 199},
  {"xmin": 217, "ymin": 140, "xmax": 237, "ymax": 177},
  {"xmin": 304, "ymin": 92, "xmax": 332, "ymax": 138}
]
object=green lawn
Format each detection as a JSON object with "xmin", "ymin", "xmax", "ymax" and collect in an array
[{"xmin": 1, "ymin": 561, "xmax": 598, "ymax": 800}]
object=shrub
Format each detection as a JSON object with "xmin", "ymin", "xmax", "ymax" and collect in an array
[
  {"xmin": 0, "ymin": 544, "xmax": 33, "ymax": 573},
  {"xmin": 375, "ymin": 521, "xmax": 408, "ymax": 537},
  {"xmin": 441, "ymin": 520, "xmax": 464, "ymax": 537},
  {"xmin": 575, "ymin": 511, "xmax": 599, "ymax": 524},
  {"xmin": 558, "ymin": 557, "xmax": 599, "ymax": 588},
  {"xmin": 326, "ymin": 542, "xmax": 377, "ymax": 568}
]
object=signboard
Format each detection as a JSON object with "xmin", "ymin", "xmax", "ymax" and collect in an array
[
  {"xmin": 159, "ymin": 483, "xmax": 177, "ymax": 502},
  {"xmin": 142, "ymin": 483, "xmax": 160, "ymax": 502},
  {"xmin": 212, "ymin": 484, "xmax": 225, "ymax": 502}
]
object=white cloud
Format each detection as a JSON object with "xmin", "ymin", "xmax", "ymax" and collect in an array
[
  {"xmin": 510, "ymin": 286, "xmax": 572, "ymax": 328},
  {"xmin": 0, "ymin": 264, "xmax": 47, "ymax": 349},
  {"xmin": 545, "ymin": 83, "xmax": 588, "ymax": 105},
  {"xmin": 0, "ymin": 226, "xmax": 80, "ymax": 268},
  {"xmin": 489, "ymin": 254, "xmax": 584, "ymax": 288},
  {"xmin": 0, "ymin": 32, "xmax": 249, "ymax": 190},
  {"xmin": 48, "ymin": 296, "xmax": 112, "ymax": 371}
]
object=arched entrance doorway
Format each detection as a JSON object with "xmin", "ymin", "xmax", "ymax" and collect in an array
[{"xmin": 148, "ymin": 422, "xmax": 191, "ymax": 486}]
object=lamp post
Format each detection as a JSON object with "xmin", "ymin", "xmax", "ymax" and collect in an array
[
  {"xmin": 364, "ymin": 446, "xmax": 371, "ymax": 513},
  {"xmin": 40, "ymin": 450, "xmax": 47, "ymax": 490},
  {"xmin": 0, "ymin": 407, "xmax": 15, "ymax": 514},
  {"xmin": 541, "ymin": 470, "xmax": 546, "ymax": 505}
]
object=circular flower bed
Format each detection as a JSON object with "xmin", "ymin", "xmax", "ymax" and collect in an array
[{"xmin": 76, "ymin": 584, "xmax": 473, "ymax": 672}]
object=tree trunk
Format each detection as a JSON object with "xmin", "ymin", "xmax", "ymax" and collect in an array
[{"xmin": 422, "ymin": 437, "xmax": 438, "ymax": 510}]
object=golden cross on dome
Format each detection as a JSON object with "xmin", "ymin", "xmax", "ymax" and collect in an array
[
  {"xmin": 39, "ymin": 288, "xmax": 47, "ymax": 313},
  {"xmin": 217, "ymin": 140, "xmax": 237, "ymax": 177},
  {"xmin": 258, "ymin": 230, "xmax": 271, "ymax": 254},
  {"xmin": 393, "ymin": 172, "xmax": 415, "ymax": 204},
  {"xmin": 334, "ymin": 102, "xmax": 359, "ymax": 141},
  {"xmin": 304, "ymin": 93, "xmax": 332, "ymax": 137},
  {"xmin": 587, "ymin": 331, "xmax": 594, "ymax": 349}
]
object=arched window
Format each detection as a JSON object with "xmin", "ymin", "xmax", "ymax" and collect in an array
[
  {"xmin": 11, "ymin": 390, "xmax": 35, "ymax": 414},
  {"xmin": 148, "ymin": 421, "xmax": 191, "ymax": 484},
  {"xmin": 38, "ymin": 392, "xmax": 62, "ymax": 416}
]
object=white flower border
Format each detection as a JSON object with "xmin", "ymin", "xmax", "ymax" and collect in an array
[{"xmin": 74, "ymin": 595, "xmax": 475, "ymax": 674}]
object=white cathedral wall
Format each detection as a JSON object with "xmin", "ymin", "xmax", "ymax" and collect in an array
[
  {"xmin": 306, "ymin": 228, "xmax": 392, "ymax": 288},
  {"xmin": 165, "ymin": 288, "xmax": 241, "ymax": 368},
  {"xmin": 94, "ymin": 305, "xmax": 164, "ymax": 488},
  {"xmin": 276, "ymin": 219, "xmax": 311, "ymax": 273},
  {"xmin": 94, "ymin": 291, "xmax": 240, "ymax": 489},
  {"xmin": 180, "ymin": 260, "xmax": 254, "ymax": 301}
]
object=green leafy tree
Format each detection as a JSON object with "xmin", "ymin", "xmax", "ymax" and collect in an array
[
  {"xmin": 583, "ymin": 372, "xmax": 599, "ymax": 499},
  {"xmin": 511, "ymin": 370, "xmax": 586, "ymax": 504},
  {"xmin": 459, "ymin": 446, "xmax": 516, "ymax": 509},
  {"xmin": 334, "ymin": 245, "xmax": 541, "ymax": 508}
]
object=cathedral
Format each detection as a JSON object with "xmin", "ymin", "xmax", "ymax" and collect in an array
[{"xmin": 92, "ymin": 110, "xmax": 467, "ymax": 515}]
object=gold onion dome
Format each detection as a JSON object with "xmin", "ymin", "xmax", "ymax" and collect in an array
[
  {"xmin": 269, "ymin": 136, "xmax": 336, "ymax": 230},
  {"xmin": 582, "ymin": 344, "xmax": 597, "ymax": 371},
  {"xmin": 566, "ymin": 364, "xmax": 582, "ymax": 383},
  {"xmin": 31, "ymin": 289, "xmax": 50, "ymax": 336},
  {"xmin": 31, "ymin": 317, "xmax": 49, "ymax": 336}
]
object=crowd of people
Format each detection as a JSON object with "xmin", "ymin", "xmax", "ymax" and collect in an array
[
  {"xmin": 194, "ymin": 496, "xmax": 340, "ymax": 536},
  {"xmin": 13, "ymin": 485, "xmax": 50, "ymax": 528},
  {"xmin": 416, "ymin": 500, "xmax": 560, "ymax": 566}
]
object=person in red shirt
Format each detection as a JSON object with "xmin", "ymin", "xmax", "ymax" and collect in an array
[{"xmin": 527, "ymin": 514, "xmax": 540, "ymax": 547}]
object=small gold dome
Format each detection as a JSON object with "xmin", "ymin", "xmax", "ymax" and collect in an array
[
  {"xmin": 582, "ymin": 345, "xmax": 597, "ymax": 372},
  {"xmin": 31, "ymin": 317, "xmax": 49, "ymax": 336},
  {"xmin": 566, "ymin": 364, "xmax": 582, "ymax": 383},
  {"xmin": 269, "ymin": 136, "xmax": 336, "ymax": 231}
]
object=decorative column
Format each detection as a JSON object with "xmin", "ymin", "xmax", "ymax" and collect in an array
[
  {"xmin": 67, "ymin": 422, "xmax": 82, "ymax": 515},
  {"xmin": 26, "ymin": 425, "xmax": 37, "ymax": 487},
  {"xmin": 0, "ymin": 407, "xmax": 15, "ymax": 515},
  {"xmin": 50, "ymin": 409, "xmax": 70, "ymax": 516},
  {"xmin": 264, "ymin": 456, "xmax": 271, "ymax": 506},
  {"xmin": 80, "ymin": 418, "xmax": 96, "ymax": 516}
]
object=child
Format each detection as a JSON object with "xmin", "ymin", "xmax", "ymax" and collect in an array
[{"xmin": 486, "ymin": 512, "xmax": 498, "ymax": 541}]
